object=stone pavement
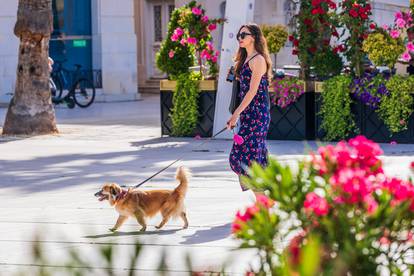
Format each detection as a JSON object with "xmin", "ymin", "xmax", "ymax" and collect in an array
[{"xmin": 0, "ymin": 95, "xmax": 413, "ymax": 275}]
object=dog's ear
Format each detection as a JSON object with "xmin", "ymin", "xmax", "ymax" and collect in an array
[{"xmin": 110, "ymin": 186, "xmax": 117, "ymax": 195}]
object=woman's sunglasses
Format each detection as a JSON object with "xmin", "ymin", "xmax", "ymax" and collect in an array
[{"xmin": 237, "ymin": 32, "xmax": 253, "ymax": 41}]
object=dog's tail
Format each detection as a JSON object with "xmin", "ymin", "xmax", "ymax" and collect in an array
[{"xmin": 174, "ymin": 166, "xmax": 189, "ymax": 196}]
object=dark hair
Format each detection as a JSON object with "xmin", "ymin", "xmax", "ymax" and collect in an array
[{"xmin": 234, "ymin": 23, "xmax": 272, "ymax": 79}]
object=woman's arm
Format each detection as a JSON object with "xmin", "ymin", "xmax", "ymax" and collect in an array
[{"xmin": 233, "ymin": 56, "xmax": 266, "ymax": 116}]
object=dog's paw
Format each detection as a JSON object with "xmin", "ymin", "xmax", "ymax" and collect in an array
[
  {"xmin": 155, "ymin": 225, "xmax": 162, "ymax": 229},
  {"xmin": 139, "ymin": 227, "xmax": 146, "ymax": 232},
  {"xmin": 109, "ymin": 228, "xmax": 117, "ymax": 232},
  {"xmin": 182, "ymin": 225, "xmax": 189, "ymax": 229}
]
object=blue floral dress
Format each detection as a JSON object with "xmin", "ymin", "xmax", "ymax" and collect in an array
[{"xmin": 229, "ymin": 60, "xmax": 270, "ymax": 191}]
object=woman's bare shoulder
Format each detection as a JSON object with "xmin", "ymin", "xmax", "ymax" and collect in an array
[{"xmin": 249, "ymin": 55, "xmax": 266, "ymax": 71}]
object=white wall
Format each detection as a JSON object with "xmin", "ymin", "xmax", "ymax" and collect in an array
[
  {"xmin": 92, "ymin": 0, "xmax": 140, "ymax": 101},
  {"xmin": 0, "ymin": 0, "xmax": 19, "ymax": 104}
]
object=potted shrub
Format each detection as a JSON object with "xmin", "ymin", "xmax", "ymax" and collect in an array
[
  {"xmin": 233, "ymin": 136, "xmax": 414, "ymax": 274},
  {"xmin": 156, "ymin": 1, "xmax": 223, "ymax": 137}
]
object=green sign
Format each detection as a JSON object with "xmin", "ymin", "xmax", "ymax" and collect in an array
[{"xmin": 73, "ymin": 40, "xmax": 87, "ymax": 47}]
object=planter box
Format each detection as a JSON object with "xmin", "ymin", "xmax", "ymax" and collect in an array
[
  {"xmin": 160, "ymin": 80, "xmax": 217, "ymax": 137},
  {"xmin": 268, "ymin": 81, "xmax": 315, "ymax": 140},
  {"xmin": 315, "ymin": 81, "xmax": 414, "ymax": 143},
  {"xmin": 356, "ymin": 99, "xmax": 414, "ymax": 144}
]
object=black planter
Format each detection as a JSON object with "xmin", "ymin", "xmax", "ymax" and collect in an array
[
  {"xmin": 267, "ymin": 91, "xmax": 315, "ymax": 140},
  {"xmin": 315, "ymin": 92, "xmax": 414, "ymax": 143},
  {"xmin": 357, "ymin": 100, "xmax": 414, "ymax": 144},
  {"xmin": 160, "ymin": 89, "xmax": 216, "ymax": 137}
]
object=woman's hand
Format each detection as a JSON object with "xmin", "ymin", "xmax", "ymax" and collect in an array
[{"xmin": 226, "ymin": 113, "xmax": 239, "ymax": 130}]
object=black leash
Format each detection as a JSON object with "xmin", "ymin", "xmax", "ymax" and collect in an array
[{"xmin": 132, "ymin": 126, "xmax": 228, "ymax": 188}]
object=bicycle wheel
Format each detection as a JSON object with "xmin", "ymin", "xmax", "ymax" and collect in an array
[{"xmin": 72, "ymin": 78, "xmax": 96, "ymax": 108}]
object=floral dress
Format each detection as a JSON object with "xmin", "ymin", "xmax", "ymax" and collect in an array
[{"xmin": 229, "ymin": 59, "xmax": 270, "ymax": 191}]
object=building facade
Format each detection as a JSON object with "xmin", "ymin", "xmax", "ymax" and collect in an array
[
  {"xmin": 0, "ymin": 0, "xmax": 409, "ymax": 104},
  {"xmin": 0, "ymin": 0, "xmax": 139, "ymax": 104}
]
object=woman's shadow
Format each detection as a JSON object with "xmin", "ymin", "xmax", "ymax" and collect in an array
[{"xmin": 180, "ymin": 223, "xmax": 232, "ymax": 245}]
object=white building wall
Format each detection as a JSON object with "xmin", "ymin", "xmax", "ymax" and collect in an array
[
  {"xmin": 92, "ymin": 0, "xmax": 140, "ymax": 101},
  {"xmin": 0, "ymin": 0, "xmax": 19, "ymax": 104}
]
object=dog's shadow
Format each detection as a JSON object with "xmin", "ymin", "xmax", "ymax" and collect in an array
[
  {"xmin": 180, "ymin": 223, "xmax": 232, "ymax": 245},
  {"xmin": 84, "ymin": 228, "xmax": 180, "ymax": 239}
]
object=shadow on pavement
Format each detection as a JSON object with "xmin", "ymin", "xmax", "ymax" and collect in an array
[{"xmin": 180, "ymin": 223, "xmax": 232, "ymax": 245}]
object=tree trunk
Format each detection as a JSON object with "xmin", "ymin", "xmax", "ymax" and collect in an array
[{"xmin": 2, "ymin": 0, "xmax": 58, "ymax": 135}]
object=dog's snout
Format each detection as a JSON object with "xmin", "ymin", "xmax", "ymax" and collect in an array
[{"xmin": 94, "ymin": 190, "xmax": 103, "ymax": 197}]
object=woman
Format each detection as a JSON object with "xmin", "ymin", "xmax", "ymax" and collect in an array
[{"xmin": 227, "ymin": 23, "xmax": 272, "ymax": 200}]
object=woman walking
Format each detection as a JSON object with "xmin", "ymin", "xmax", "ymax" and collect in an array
[{"xmin": 227, "ymin": 23, "xmax": 272, "ymax": 200}]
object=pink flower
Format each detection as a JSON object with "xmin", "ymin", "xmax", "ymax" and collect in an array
[
  {"xmin": 407, "ymin": 42, "xmax": 414, "ymax": 52},
  {"xmin": 304, "ymin": 192, "xmax": 329, "ymax": 216},
  {"xmin": 365, "ymin": 195, "xmax": 378, "ymax": 214},
  {"xmin": 171, "ymin": 34, "xmax": 179, "ymax": 42},
  {"xmin": 402, "ymin": 51, "xmax": 412, "ymax": 62},
  {"xmin": 187, "ymin": 37, "xmax": 197, "ymax": 45},
  {"xmin": 379, "ymin": 236, "xmax": 391, "ymax": 245},
  {"xmin": 180, "ymin": 38, "xmax": 187, "ymax": 46},
  {"xmin": 194, "ymin": 134, "xmax": 201, "ymax": 140},
  {"xmin": 192, "ymin": 7, "xmax": 202, "ymax": 16},
  {"xmin": 174, "ymin": 27, "xmax": 184, "ymax": 37},
  {"xmin": 410, "ymin": 161, "xmax": 414, "ymax": 171},
  {"xmin": 390, "ymin": 29, "xmax": 400, "ymax": 39},
  {"xmin": 208, "ymin": 24, "xmax": 217, "ymax": 31},
  {"xmin": 211, "ymin": 56, "xmax": 218, "ymax": 63},
  {"xmin": 390, "ymin": 140, "xmax": 397, "ymax": 145},
  {"xmin": 233, "ymin": 134, "xmax": 244, "ymax": 145},
  {"xmin": 382, "ymin": 24, "xmax": 389, "ymax": 30},
  {"xmin": 168, "ymin": 50, "xmax": 175, "ymax": 58},
  {"xmin": 201, "ymin": 15, "xmax": 209, "ymax": 23},
  {"xmin": 256, "ymin": 194, "xmax": 274, "ymax": 208},
  {"xmin": 395, "ymin": 11, "xmax": 403, "ymax": 19},
  {"xmin": 396, "ymin": 18, "xmax": 406, "ymax": 28}
]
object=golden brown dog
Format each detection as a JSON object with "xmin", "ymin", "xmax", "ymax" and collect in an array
[{"xmin": 95, "ymin": 166, "xmax": 189, "ymax": 232}]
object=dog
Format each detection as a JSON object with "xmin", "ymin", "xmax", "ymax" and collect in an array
[{"xmin": 95, "ymin": 166, "xmax": 189, "ymax": 232}]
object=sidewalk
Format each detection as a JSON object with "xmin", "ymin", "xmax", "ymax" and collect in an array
[{"xmin": 1, "ymin": 95, "xmax": 413, "ymax": 275}]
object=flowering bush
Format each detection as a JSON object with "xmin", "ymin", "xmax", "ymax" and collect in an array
[
  {"xmin": 362, "ymin": 29, "xmax": 405, "ymax": 68},
  {"xmin": 233, "ymin": 136, "xmax": 414, "ymax": 275},
  {"xmin": 290, "ymin": 0, "xmax": 341, "ymax": 80},
  {"xmin": 156, "ymin": 1, "xmax": 223, "ymax": 79},
  {"xmin": 386, "ymin": 9, "xmax": 414, "ymax": 62},
  {"xmin": 270, "ymin": 77, "xmax": 304, "ymax": 108},
  {"xmin": 340, "ymin": 0, "xmax": 373, "ymax": 76},
  {"xmin": 350, "ymin": 72, "xmax": 390, "ymax": 110}
]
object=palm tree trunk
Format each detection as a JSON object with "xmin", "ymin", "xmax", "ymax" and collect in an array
[{"xmin": 2, "ymin": 0, "xmax": 58, "ymax": 135}]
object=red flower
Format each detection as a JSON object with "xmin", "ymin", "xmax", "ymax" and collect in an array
[
  {"xmin": 369, "ymin": 23, "xmax": 376, "ymax": 29},
  {"xmin": 309, "ymin": 47, "xmax": 317, "ymax": 53},
  {"xmin": 293, "ymin": 39, "xmax": 299, "ymax": 47},
  {"xmin": 292, "ymin": 49, "xmax": 299, "ymax": 55},
  {"xmin": 289, "ymin": 35, "xmax": 294, "ymax": 41},
  {"xmin": 311, "ymin": 8, "xmax": 319, "ymax": 15},
  {"xmin": 350, "ymin": 9, "xmax": 358, "ymax": 18},
  {"xmin": 332, "ymin": 30, "xmax": 339, "ymax": 37},
  {"xmin": 304, "ymin": 18, "xmax": 313, "ymax": 26},
  {"xmin": 410, "ymin": 161, "xmax": 414, "ymax": 171}
]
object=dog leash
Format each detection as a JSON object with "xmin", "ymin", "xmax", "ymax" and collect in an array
[{"xmin": 132, "ymin": 126, "xmax": 228, "ymax": 188}]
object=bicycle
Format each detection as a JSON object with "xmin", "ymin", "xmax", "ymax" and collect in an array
[{"xmin": 50, "ymin": 60, "xmax": 96, "ymax": 108}]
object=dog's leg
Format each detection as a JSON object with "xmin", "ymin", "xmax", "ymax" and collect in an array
[
  {"xmin": 109, "ymin": 215, "xmax": 128, "ymax": 232},
  {"xmin": 180, "ymin": 211, "xmax": 189, "ymax": 229},
  {"xmin": 134, "ymin": 211, "xmax": 147, "ymax": 232},
  {"xmin": 155, "ymin": 215, "xmax": 171, "ymax": 230}
]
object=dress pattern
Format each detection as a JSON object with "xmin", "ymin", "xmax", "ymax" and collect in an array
[{"xmin": 229, "ymin": 60, "xmax": 270, "ymax": 191}]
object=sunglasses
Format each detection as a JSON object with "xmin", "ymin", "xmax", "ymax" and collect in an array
[{"xmin": 237, "ymin": 32, "xmax": 253, "ymax": 41}]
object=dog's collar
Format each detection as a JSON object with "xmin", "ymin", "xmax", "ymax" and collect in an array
[{"xmin": 115, "ymin": 189, "xmax": 128, "ymax": 201}]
